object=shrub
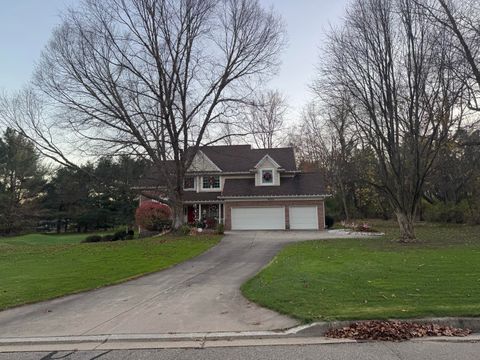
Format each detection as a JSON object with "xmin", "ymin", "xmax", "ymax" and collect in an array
[
  {"xmin": 158, "ymin": 220, "xmax": 173, "ymax": 231},
  {"xmin": 135, "ymin": 201, "xmax": 172, "ymax": 231},
  {"xmin": 424, "ymin": 201, "xmax": 467, "ymax": 224},
  {"xmin": 178, "ymin": 224, "xmax": 191, "ymax": 236},
  {"xmin": 102, "ymin": 234, "xmax": 115, "ymax": 242},
  {"xmin": 216, "ymin": 223, "xmax": 225, "ymax": 235},
  {"xmin": 113, "ymin": 230, "xmax": 127, "ymax": 241},
  {"xmin": 325, "ymin": 215, "xmax": 335, "ymax": 229},
  {"xmin": 125, "ymin": 229, "xmax": 135, "ymax": 240},
  {"xmin": 195, "ymin": 221, "xmax": 206, "ymax": 229},
  {"xmin": 83, "ymin": 235, "xmax": 102, "ymax": 243}
]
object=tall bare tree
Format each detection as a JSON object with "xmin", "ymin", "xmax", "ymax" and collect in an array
[
  {"xmin": 318, "ymin": 0, "xmax": 464, "ymax": 241},
  {"xmin": 324, "ymin": 96, "xmax": 358, "ymax": 221},
  {"xmin": 289, "ymin": 102, "xmax": 329, "ymax": 166},
  {"xmin": 3, "ymin": 0, "xmax": 285, "ymax": 228},
  {"xmin": 242, "ymin": 89, "xmax": 287, "ymax": 148},
  {"xmin": 290, "ymin": 96, "xmax": 358, "ymax": 221}
]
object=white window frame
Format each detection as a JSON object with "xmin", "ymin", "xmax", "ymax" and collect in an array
[
  {"xmin": 260, "ymin": 168, "xmax": 275, "ymax": 186},
  {"xmin": 183, "ymin": 176, "xmax": 196, "ymax": 191},
  {"xmin": 201, "ymin": 175, "xmax": 221, "ymax": 191}
]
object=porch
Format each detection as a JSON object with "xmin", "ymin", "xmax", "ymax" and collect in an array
[{"xmin": 184, "ymin": 203, "xmax": 225, "ymax": 229}]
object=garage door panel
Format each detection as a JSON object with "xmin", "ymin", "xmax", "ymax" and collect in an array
[
  {"xmin": 231, "ymin": 207, "xmax": 285, "ymax": 230},
  {"xmin": 289, "ymin": 206, "xmax": 318, "ymax": 230}
]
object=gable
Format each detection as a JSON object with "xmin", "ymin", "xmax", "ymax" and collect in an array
[
  {"xmin": 187, "ymin": 151, "xmax": 221, "ymax": 172},
  {"xmin": 254, "ymin": 154, "xmax": 281, "ymax": 169}
]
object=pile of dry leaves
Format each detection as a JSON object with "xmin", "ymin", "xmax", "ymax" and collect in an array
[{"xmin": 325, "ymin": 321, "xmax": 471, "ymax": 341}]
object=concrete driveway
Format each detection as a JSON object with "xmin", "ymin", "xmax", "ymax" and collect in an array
[{"xmin": 0, "ymin": 231, "xmax": 348, "ymax": 338}]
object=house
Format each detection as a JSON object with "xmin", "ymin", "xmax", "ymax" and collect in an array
[{"xmin": 139, "ymin": 145, "xmax": 328, "ymax": 231}]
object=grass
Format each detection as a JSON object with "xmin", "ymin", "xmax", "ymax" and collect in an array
[
  {"xmin": 0, "ymin": 232, "xmax": 112, "ymax": 246},
  {"xmin": 242, "ymin": 221, "xmax": 480, "ymax": 322},
  {"xmin": 0, "ymin": 232, "xmax": 221, "ymax": 310}
]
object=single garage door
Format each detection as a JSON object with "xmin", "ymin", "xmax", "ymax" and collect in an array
[
  {"xmin": 231, "ymin": 207, "xmax": 285, "ymax": 230},
  {"xmin": 289, "ymin": 206, "xmax": 318, "ymax": 230}
]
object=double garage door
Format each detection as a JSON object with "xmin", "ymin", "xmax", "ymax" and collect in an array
[{"xmin": 231, "ymin": 206, "xmax": 318, "ymax": 230}]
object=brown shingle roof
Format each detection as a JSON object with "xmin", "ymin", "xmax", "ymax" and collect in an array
[
  {"xmin": 221, "ymin": 173, "xmax": 326, "ymax": 198},
  {"xmin": 138, "ymin": 145, "xmax": 298, "ymax": 188},
  {"xmin": 199, "ymin": 145, "xmax": 297, "ymax": 172}
]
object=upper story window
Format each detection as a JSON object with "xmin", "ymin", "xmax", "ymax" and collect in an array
[
  {"xmin": 202, "ymin": 175, "xmax": 220, "ymax": 189},
  {"xmin": 261, "ymin": 169, "xmax": 274, "ymax": 184},
  {"xmin": 183, "ymin": 176, "xmax": 195, "ymax": 190}
]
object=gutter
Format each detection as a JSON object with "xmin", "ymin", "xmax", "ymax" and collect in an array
[{"xmin": 218, "ymin": 194, "xmax": 330, "ymax": 200}]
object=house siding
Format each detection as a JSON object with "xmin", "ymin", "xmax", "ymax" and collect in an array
[{"xmin": 224, "ymin": 199, "xmax": 325, "ymax": 231}]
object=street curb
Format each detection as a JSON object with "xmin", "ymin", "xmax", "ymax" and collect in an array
[
  {"xmin": 0, "ymin": 323, "xmax": 322, "ymax": 346},
  {"xmin": 0, "ymin": 324, "xmax": 354, "ymax": 352},
  {"xmin": 0, "ymin": 318, "xmax": 478, "ymax": 352}
]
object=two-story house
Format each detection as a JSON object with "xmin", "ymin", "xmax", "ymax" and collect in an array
[{"xmin": 139, "ymin": 145, "xmax": 328, "ymax": 231}]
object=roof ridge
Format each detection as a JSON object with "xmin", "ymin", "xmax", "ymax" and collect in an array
[{"xmin": 200, "ymin": 144, "xmax": 251, "ymax": 148}]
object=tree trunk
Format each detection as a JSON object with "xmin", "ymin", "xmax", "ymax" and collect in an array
[
  {"xmin": 395, "ymin": 211, "xmax": 416, "ymax": 242},
  {"xmin": 338, "ymin": 180, "xmax": 350, "ymax": 221},
  {"xmin": 171, "ymin": 193, "xmax": 185, "ymax": 230}
]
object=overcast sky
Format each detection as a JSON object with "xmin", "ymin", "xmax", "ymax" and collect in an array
[{"xmin": 0, "ymin": 0, "xmax": 348, "ymax": 121}]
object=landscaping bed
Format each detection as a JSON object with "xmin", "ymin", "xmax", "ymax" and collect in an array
[
  {"xmin": 0, "ymin": 233, "xmax": 221, "ymax": 310},
  {"xmin": 242, "ymin": 221, "xmax": 480, "ymax": 322}
]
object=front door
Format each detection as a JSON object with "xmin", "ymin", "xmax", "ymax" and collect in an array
[{"xmin": 187, "ymin": 206, "xmax": 195, "ymax": 224}]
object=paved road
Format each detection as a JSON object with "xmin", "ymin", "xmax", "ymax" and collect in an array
[
  {"xmin": 1, "ymin": 342, "xmax": 480, "ymax": 360},
  {"xmin": 0, "ymin": 231, "xmax": 349, "ymax": 337}
]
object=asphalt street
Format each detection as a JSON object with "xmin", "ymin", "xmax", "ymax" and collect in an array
[{"xmin": 1, "ymin": 342, "xmax": 480, "ymax": 360}]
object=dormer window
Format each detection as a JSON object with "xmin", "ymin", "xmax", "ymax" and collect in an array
[
  {"xmin": 202, "ymin": 175, "xmax": 220, "ymax": 189},
  {"xmin": 261, "ymin": 169, "xmax": 274, "ymax": 185},
  {"xmin": 183, "ymin": 176, "xmax": 195, "ymax": 190}
]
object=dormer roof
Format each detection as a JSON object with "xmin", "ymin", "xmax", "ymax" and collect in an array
[{"xmin": 254, "ymin": 154, "xmax": 281, "ymax": 169}]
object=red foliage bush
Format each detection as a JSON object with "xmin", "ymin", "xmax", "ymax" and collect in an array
[{"xmin": 135, "ymin": 201, "xmax": 172, "ymax": 231}]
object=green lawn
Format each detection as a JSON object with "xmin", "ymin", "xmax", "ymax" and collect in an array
[
  {"xmin": 0, "ymin": 232, "xmax": 111, "ymax": 246},
  {"xmin": 0, "ymin": 232, "xmax": 221, "ymax": 310},
  {"xmin": 242, "ymin": 221, "xmax": 480, "ymax": 322}
]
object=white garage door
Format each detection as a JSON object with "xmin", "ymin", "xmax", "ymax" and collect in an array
[
  {"xmin": 231, "ymin": 207, "xmax": 285, "ymax": 230},
  {"xmin": 289, "ymin": 206, "xmax": 318, "ymax": 230}
]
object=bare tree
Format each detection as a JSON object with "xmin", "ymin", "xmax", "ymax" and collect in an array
[
  {"xmin": 420, "ymin": 0, "xmax": 480, "ymax": 112},
  {"xmin": 318, "ymin": 0, "xmax": 464, "ymax": 241},
  {"xmin": 324, "ymin": 95, "xmax": 358, "ymax": 221},
  {"xmin": 290, "ymin": 102, "xmax": 329, "ymax": 166},
  {"xmin": 0, "ymin": 89, "xmax": 81, "ymax": 169},
  {"xmin": 242, "ymin": 89, "xmax": 288, "ymax": 148},
  {"xmin": 3, "ymin": 0, "xmax": 285, "ymax": 228},
  {"xmin": 290, "ymin": 95, "xmax": 358, "ymax": 221}
]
